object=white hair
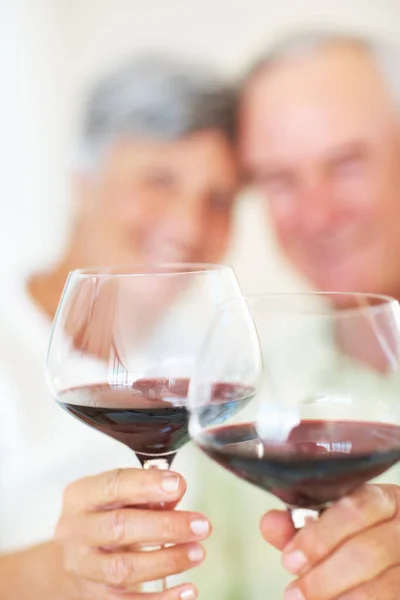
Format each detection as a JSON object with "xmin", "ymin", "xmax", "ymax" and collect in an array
[
  {"xmin": 243, "ymin": 30, "xmax": 400, "ymax": 113},
  {"xmin": 78, "ymin": 54, "xmax": 237, "ymax": 172}
]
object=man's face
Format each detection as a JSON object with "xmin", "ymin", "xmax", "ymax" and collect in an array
[
  {"xmin": 240, "ymin": 45, "xmax": 400, "ymax": 296},
  {"xmin": 75, "ymin": 130, "xmax": 238, "ymax": 268}
]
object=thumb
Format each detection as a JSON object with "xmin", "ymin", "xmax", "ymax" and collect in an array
[{"xmin": 260, "ymin": 510, "xmax": 295, "ymax": 550}]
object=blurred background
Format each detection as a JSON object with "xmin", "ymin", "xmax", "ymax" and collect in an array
[{"xmin": 1, "ymin": 0, "xmax": 400, "ymax": 292}]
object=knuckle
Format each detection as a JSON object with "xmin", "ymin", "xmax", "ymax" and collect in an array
[
  {"xmin": 104, "ymin": 469, "xmax": 125, "ymax": 503},
  {"xmin": 368, "ymin": 485, "xmax": 397, "ymax": 518},
  {"xmin": 160, "ymin": 513, "xmax": 180, "ymax": 540},
  {"xmin": 372, "ymin": 485, "xmax": 398, "ymax": 519},
  {"xmin": 340, "ymin": 490, "xmax": 373, "ymax": 526},
  {"xmin": 108, "ymin": 510, "xmax": 126, "ymax": 544},
  {"xmin": 106, "ymin": 554, "xmax": 132, "ymax": 586},
  {"xmin": 341, "ymin": 485, "xmax": 396, "ymax": 526}
]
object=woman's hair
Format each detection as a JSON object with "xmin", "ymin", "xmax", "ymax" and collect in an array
[{"xmin": 78, "ymin": 54, "xmax": 237, "ymax": 171}]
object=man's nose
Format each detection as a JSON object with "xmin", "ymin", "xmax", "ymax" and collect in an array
[{"xmin": 296, "ymin": 176, "xmax": 338, "ymax": 236}]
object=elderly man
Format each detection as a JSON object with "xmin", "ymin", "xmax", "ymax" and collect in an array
[{"xmin": 239, "ymin": 31, "xmax": 400, "ymax": 600}]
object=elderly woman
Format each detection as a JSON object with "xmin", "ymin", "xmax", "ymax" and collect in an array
[{"xmin": 0, "ymin": 54, "xmax": 250, "ymax": 600}]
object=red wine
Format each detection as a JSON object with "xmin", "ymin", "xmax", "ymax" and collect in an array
[
  {"xmin": 198, "ymin": 420, "xmax": 400, "ymax": 508},
  {"xmin": 58, "ymin": 379, "xmax": 252, "ymax": 465}
]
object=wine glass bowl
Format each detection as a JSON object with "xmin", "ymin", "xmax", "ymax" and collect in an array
[
  {"xmin": 189, "ymin": 292, "xmax": 400, "ymax": 528},
  {"xmin": 46, "ymin": 263, "xmax": 244, "ymax": 468}
]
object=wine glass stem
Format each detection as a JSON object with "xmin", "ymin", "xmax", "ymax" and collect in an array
[
  {"xmin": 288, "ymin": 507, "xmax": 321, "ymax": 529},
  {"xmin": 142, "ymin": 457, "xmax": 173, "ymax": 592},
  {"xmin": 143, "ymin": 458, "xmax": 171, "ymax": 472}
]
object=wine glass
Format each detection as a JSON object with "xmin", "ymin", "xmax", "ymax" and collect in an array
[
  {"xmin": 46, "ymin": 263, "xmax": 246, "ymax": 591},
  {"xmin": 189, "ymin": 292, "xmax": 400, "ymax": 530}
]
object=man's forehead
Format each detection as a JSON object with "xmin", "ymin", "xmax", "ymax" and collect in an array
[{"xmin": 242, "ymin": 44, "xmax": 394, "ymax": 120}]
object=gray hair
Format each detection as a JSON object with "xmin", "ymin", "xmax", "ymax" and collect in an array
[
  {"xmin": 243, "ymin": 30, "xmax": 400, "ymax": 113},
  {"xmin": 78, "ymin": 54, "xmax": 237, "ymax": 171}
]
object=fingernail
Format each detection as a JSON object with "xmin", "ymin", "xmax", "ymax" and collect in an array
[
  {"xmin": 283, "ymin": 587, "xmax": 305, "ymax": 600},
  {"xmin": 190, "ymin": 518, "xmax": 210, "ymax": 537},
  {"xmin": 161, "ymin": 472, "xmax": 180, "ymax": 494},
  {"xmin": 282, "ymin": 550, "xmax": 308, "ymax": 574},
  {"xmin": 187, "ymin": 544, "xmax": 204, "ymax": 563},
  {"xmin": 180, "ymin": 588, "xmax": 196, "ymax": 599}
]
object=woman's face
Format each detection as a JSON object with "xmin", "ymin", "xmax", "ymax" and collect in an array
[{"xmin": 75, "ymin": 130, "xmax": 239, "ymax": 267}]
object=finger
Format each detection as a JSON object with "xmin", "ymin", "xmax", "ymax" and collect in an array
[
  {"xmin": 339, "ymin": 565, "xmax": 400, "ymax": 600},
  {"xmin": 60, "ymin": 509, "xmax": 211, "ymax": 547},
  {"xmin": 284, "ymin": 520, "xmax": 400, "ymax": 600},
  {"xmin": 260, "ymin": 510, "xmax": 296, "ymax": 551},
  {"xmin": 62, "ymin": 469, "xmax": 186, "ymax": 514},
  {"xmin": 282, "ymin": 484, "xmax": 398, "ymax": 575},
  {"xmin": 81, "ymin": 579, "xmax": 197, "ymax": 600},
  {"xmin": 68, "ymin": 543, "xmax": 205, "ymax": 589}
]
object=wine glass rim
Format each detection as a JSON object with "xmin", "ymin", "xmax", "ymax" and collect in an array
[
  {"xmin": 71, "ymin": 262, "xmax": 233, "ymax": 278},
  {"xmin": 219, "ymin": 291, "xmax": 399, "ymax": 317}
]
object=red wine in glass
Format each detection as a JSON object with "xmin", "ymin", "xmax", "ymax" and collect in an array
[
  {"xmin": 58, "ymin": 378, "xmax": 254, "ymax": 467},
  {"xmin": 198, "ymin": 419, "xmax": 400, "ymax": 508}
]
